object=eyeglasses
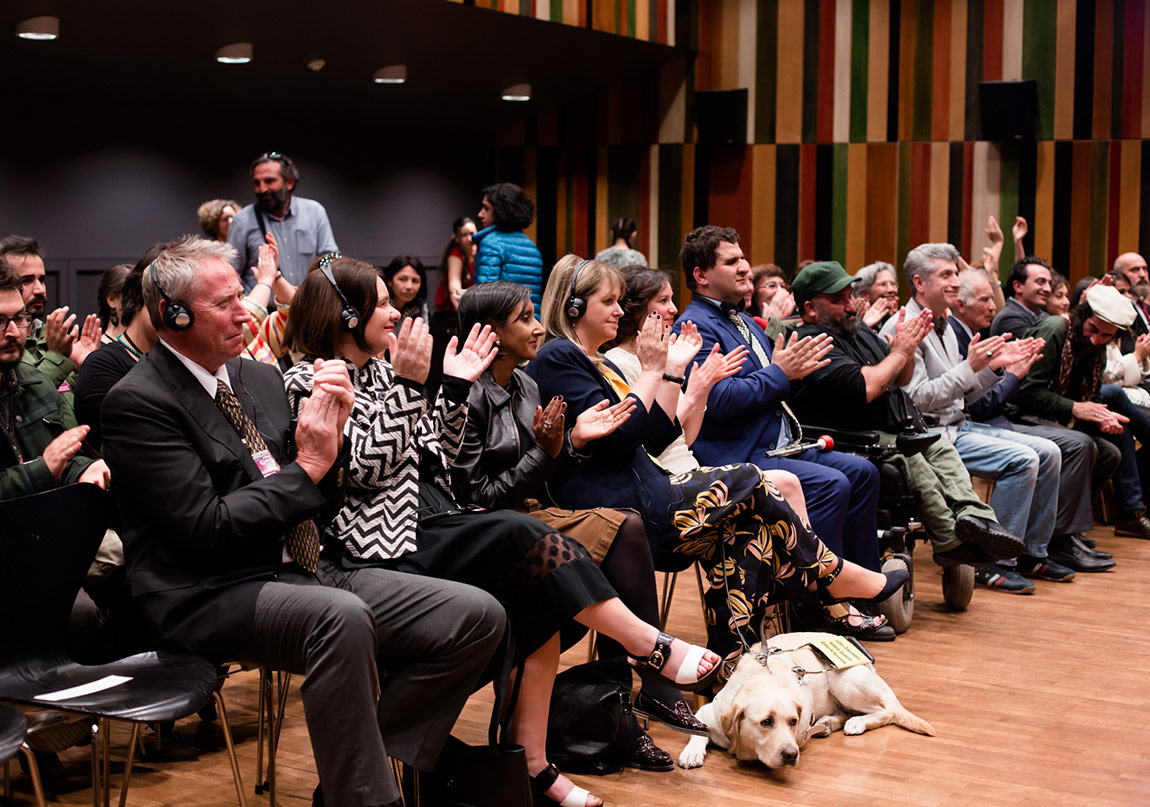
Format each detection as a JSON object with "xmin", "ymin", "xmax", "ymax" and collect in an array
[{"xmin": 0, "ymin": 312, "xmax": 32, "ymax": 331}]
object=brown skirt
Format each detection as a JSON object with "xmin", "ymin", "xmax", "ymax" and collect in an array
[{"xmin": 518, "ymin": 499, "xmax": 629, "ymax": 565}]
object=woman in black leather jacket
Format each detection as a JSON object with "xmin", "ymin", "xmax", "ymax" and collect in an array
[{"xmin": 452, "ymin": 281, "xmax": 710, "ymax": 746}]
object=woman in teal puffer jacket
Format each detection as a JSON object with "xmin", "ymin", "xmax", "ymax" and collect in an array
[{"xmin": 473, "ymin": 182, "xmax": 544, "ymax": 315}]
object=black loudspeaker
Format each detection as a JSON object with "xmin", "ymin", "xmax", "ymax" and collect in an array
[
  {"xmin": 978, "ymin": 80, "xmax": 1038, "ymax": 141},
  {"xmin": 694, "ymin": 88, "xmax": 748, "ymax": 144}
]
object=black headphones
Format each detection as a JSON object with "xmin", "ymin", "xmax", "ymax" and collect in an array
[
  {"xmin": 316, "ymin": 253, "xmax": 360, "ymax": 331},
  {"xmin": 566, "ymin": 259, "xmax": 592, "ymax": 320},
  {"xmin": 148, "ymin": 263, "xmax": 194, "ymax": 331}
]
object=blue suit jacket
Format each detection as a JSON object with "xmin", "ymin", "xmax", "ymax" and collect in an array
[{"xmin": 675, "ymin": 297, "xmax": 793, "ymax": 466}]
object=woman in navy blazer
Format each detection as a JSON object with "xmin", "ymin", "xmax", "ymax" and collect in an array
[{"xmin": 527, "ymin": 256, "xmax": 905, "ymax": 679}]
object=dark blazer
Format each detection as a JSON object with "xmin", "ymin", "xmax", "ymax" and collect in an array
[
  {"xmin": 674, "ymin": 296, "xmax": 793, "ymax": 466},
  {"xmin": 526, "ymin": 339, "xmax": 679, "ymax": 545},
  {"xmin": 949, "ymin": 315, "xmax": 1020, "ymax": 427},
  {"xmin": 101, "ymin": 343, "xmax": 330, "ymax": 660}
]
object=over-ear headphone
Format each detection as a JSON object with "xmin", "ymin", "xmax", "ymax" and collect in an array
[
  {"xmin": 149, "ymin": 263, "xmax": 194, "ymax": 331},
  {"xmin": 316, "ymin": 253, "xmax": 360, "ymax": 331},
  {"xmin": 566, "ymin": 259, "xmax": 592, "ymax": 320}
]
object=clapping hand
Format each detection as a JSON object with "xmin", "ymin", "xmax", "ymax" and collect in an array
[
  {"xmin": 532, "ymin": 396, "xmax": 567, "ymax": 458},
  {"xmin": 442, "ymin": 323, "xmax": 498, "ymax": 382},
  {"xmin": 72, "ymin": 313, "xmax": 102, "ymax": 366},
  {"xmin": 889, "ymin": 307, "xmax": 933, "ymax": 359},
  {"xmin": 666, "ymin": 320, "xmax": 702, "ymax": 376},
  {"xmin": 390, "ymin": 317, "xmax": 434, "ymax": 384},
  {"xmin": 687, "ymin": 343, "xmax": 749, "ymax": 399},
  {"xmin": 772, "ymin": 331, "xmax": 833, "ymax": 381},
  {"xmin": 570, "ymin": 397, "xmax": 637, "ymax": 449},
  {"xmin": 635, "ymin": 312, "xmax": 670, "ymax": 374}
]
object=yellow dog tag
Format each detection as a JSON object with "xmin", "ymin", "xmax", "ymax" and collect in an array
[{"xmin": 805, "ymin": 637, "xmax": 874, "ymax": 670}]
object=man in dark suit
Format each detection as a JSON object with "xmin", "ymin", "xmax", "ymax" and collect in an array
[
  {"xmin": 989, "ymin": 257, "xmax": 1052, "ymax": 338},
  {"xmin": 102, "ymin": 237, "xmax": 504, "ymax": 807},
  {"xmin": 673, "ymin": 226, "xmax": 890, "ymax": 640},
  {"xmin": 1114, "ymin": 252, "xmax": 1150, "ymax": 336}
]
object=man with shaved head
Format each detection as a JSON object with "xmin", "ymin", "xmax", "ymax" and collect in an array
[{"xmin": 1114, "ymin": 252, "xmax": 1149, "ymax": 336}]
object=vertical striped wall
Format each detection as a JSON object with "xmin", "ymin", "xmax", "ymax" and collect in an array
[
  {"xmin": 492, "ymin": 0, "xmax": 1150, "ymax": 300},
  {"xmin": 445, "ymin": 0, "xmax": 676, "ymax": 45}
]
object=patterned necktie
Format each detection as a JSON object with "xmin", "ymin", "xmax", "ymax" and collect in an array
[
  {"xmin": 724, "ymin": 308, "xmax": 803, "ymax": 445},
  {"xmin": 214, "ymin": 379, "xmax": 321, "ymax": 572}
]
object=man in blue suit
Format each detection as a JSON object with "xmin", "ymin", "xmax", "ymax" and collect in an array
[{"xmin": 674, "ymin": 226, "xmax": 889, "ymax": 640}]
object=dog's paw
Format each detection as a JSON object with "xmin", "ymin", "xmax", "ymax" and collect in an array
[
  {"xmin": 808, "ymin": 719, "xmax": 833, "ymax": 738},
  {"xmin": 678, "ymin": 736, "xmax": 708, "ymax": 769},
  {"xmin": 843, "ymin": 716, "xmax": 867, "ymax": 736}
]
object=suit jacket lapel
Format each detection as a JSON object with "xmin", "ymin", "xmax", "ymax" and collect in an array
[
  {"xmin": 691, "ymin": 299, "xmax": 765, "ymax": 369},
  {"xmin": 150, "ymin": 345, "xmax": 264, "ymax": 481}
]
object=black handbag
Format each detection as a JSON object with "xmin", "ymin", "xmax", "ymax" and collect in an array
[
  {"xmin": 544, "ymin": 659, "xmax": 639, "ymax": 775},
  {"xmin": 418, "ymin": 632, "xmax": 532, "ymax": 807}
]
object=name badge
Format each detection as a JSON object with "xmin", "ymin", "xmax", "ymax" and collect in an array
[{"xmin": 252, "ymin": 449, "xmax": 281, "ymax": 478}]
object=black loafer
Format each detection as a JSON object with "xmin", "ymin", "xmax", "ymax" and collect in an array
[
  {"xmin": 633, "ymin": 691, "xmax": 708, "ymax": 736},
  {"xmin": 1070, "ymin": 534, "xmax": 1112, "ymax": 559},
  {"xmin": 955, "ymin": 515, "xmax": 1028, "ymax": 560},
  {"xmin": 624, "ymin": 732, "xmax": 674, "ymax": 772},
  {"xmin": 1048, "ymin": 546, "xmax": 1116, "ymax": 572}
]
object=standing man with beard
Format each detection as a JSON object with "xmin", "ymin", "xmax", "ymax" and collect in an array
[
  {"xmin": 0, "ymin": 257, "xmax": 110, "ymax": 497},
  {"xmin": 0, "ymin": 235, "xmax": 101, "ymax": 390},
  {"xmin": 1008, "ymin": 284, "xmax": 1150, "ymax": 539},
  {"xmin": 227, "ymin": 151, "xmax": 338, "ymax": 291},
  {"xmin": 789, "ymin": 261, "xmax": 1028, "ymax": 570}
]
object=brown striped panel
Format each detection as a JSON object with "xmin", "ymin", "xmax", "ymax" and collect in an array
[
  {"xmin": 776, "ymin": 0, "xmax": 806, "ymax": 144},
  {"xmin": 751, "ymin": 145, "xmax": 778, "ymax": 264},
  {"xmin": 948, "ymin": 0, "xmax": 968, "ymax": 141},
  {"xmin": 865, "ymin": 143, "xmax": 899, "ymax": 263},
  {"xmin": 1108, "ymin": 141, "xmax": 1122, "ymax": 263},
  {"xmin": 845, "ymin": 142, "xmax": 868, "ymax": 270},
  {"xmin": 929, "ymin": 142, "xmax": 950, "ymax": 239},
  {"xmin": 1144, "ymin": 11, "xmax": 1150, "ymax": 137},
  {"xmin": 1034, "ymin": 140, "xmax": 1056, "ymax": 262},
  {"xmin": 867, "ymin": 0, "xmax": 891, "ymax": 142},
  {"xmin": 931, "ymin": 0, "xmax": 951, "ymax": 141},
  {"xmin": 1119, "ymin": 139, "xmax": 1143, "ymax": 253},
  {"xmin": 832, "ymin": 0, "xmax": 852, "ymax": 143},
  {"xmin": 969, "ymin": 141, "xmax": 1001, "ymax": 279},
  {"xmin": 1069, "ymin": 140, "xmax": 1094, "ymax": 275},
  {"xmin": 961, "ymin": 140, "xmax": 975, "ymax": 256},
  {"xmin": 817, "ymin": 0, "xmax": 837, "ymax": 142},
  {"xmin": 556, "ymin": 150, "xmax": 569, "ymax": 257},
  {"xmin": 1089, "ymin": 141, "xmax": 1110, "ymax": 272},
  {"xmin": 524, "ymin": 147, "xmax": 539, "ymax": 244},
  {"xmin": 908, "ymin": 142, "xmax": 932, "ymax": 246},
  {"xmin": 681, "ymin": 145, "xmax": 696, "ymax": 254},
  {"xmin": 707, "ymin": 146, "xmax": 756, "ymax": 255},
  {"xmin": 1002, "ymin": 0, "xmax": 1023, "ymax": 80},
  {"xmin": 596, "ymin": 146, "xmax": 610, "ymax": 253},
  {"xmin": 799, "ymin": 144, "xmax": 819, "ymax": 259},
  {"xmin": 1054, "ymin": 0, "xmax": 1077, "ymax": 140},
  {"xmin": 641, "ymin": 145, "xmax": 655, "ymax": 265},
  {"xmin": 1122, "ymin": 0, "xmax": 1145, "ymax": 139},
  {"xmin": 898, "ymin": 0, "xmax": 917, "ymax": 140},
  {"xmin": 1093, "ymin": 0, "xmax": 1114, "ymax": 139},
  {"xmin": 984, "ymin": 0, "xmax": 1003, "ymax": 80}
]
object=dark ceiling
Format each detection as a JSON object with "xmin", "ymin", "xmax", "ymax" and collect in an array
[{"xmin": 2, "ymin": 0, "xmax": 682, "ymax": 151}]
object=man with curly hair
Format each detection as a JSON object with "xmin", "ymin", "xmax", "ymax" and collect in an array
[{"xmin": 473, "ymin": 182, "xmax": 544, "ymax": 315}]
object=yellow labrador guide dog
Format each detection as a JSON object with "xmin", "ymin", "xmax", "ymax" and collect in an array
[{"xmin": 678, "ymin": 632, "xmax": 934, "ymax": 770}]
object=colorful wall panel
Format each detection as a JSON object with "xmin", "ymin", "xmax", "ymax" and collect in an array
[{"xmin": 446, "ymin": 0, "xmax": 677, "ymax": 45}]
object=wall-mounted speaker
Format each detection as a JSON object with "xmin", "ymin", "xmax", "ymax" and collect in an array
[
  {"xmin": 694, "ymin": 88, "xmax": 748, "ymax": 145},
  {"xmin": 978, "ymin": 80, "xmax": 1038, "ymax": 141}
]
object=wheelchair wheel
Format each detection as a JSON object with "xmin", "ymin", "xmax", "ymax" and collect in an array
[
  {"xmin": 941, "ymin": 564, "xmax": 975, "ymax": 610},
  {"xmin": 875, "ymin": 556, "xmax": 913, "ymax": 633}
]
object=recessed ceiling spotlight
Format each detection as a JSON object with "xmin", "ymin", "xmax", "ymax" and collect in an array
[
  {"xmin": 501, "ymin": 83, "xmax": 531, "ymax": 102},
  {"xmin": 16, "ymin": 16, "xmax": 59, "ymax": 40},
  {"xmin": 373, "ymin": 65, "xmax": 407, "ymax": 85},
  {"xmin": 307, "ymin": 58, "xmax": 327, "ymax": 72},
  {"xmin": 216, "ymin": 43, "xmax": 253, "ymax": 64}
]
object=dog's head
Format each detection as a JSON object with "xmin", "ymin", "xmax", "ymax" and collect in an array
[{"xmin": 719, "ymin": 677, "xmax": 808, "ymax": 769}]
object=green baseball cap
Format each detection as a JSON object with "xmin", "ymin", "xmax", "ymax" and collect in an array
[{"xmin": 791, "ymin": 261, "xmax": 857, "ymax": 307}]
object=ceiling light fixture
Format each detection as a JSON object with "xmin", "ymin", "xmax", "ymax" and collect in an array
[
  {"xmin": 501, "ymin": 83, "xmax": 531, "ymax": 102},
  {"xmin": 306, "ymin": 58, "xmax": 326, "ymax": 72},
  {"xmin": 16, "ymin": 16, "xmax": 59, "ymax": 40},
  {"xmin": 373, "ymin": 65, "xmax": 407, "ymax": 85},
  {"xmin": 215, "ymin": 43, "xmax": 253, "ymax": 64}
]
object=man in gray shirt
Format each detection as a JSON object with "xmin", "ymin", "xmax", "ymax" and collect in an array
[
  {"xmin": 989, "ymin": 256, "xmax": 1052, "ymax": 337},
  {"xmin": 227, "ymin": 152, "xmax": 338, "ymax": 289}
]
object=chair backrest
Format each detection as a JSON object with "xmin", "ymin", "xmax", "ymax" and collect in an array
[{"xmin": 0, "ymin": 484, "xmax": 108, "ymax": 657}]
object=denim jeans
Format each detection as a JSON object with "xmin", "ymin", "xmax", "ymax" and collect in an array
[{"xmin": 953, "ymin": 421, "xmax": 1060, "ymax": 558}]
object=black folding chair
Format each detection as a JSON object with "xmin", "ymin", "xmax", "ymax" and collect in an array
[{"xmin": 0, "ymin": 484, "xmax": 246, "ymax": 807}]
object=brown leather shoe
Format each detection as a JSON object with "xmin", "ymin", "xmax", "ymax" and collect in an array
[{"xmin": 1115, "ymin": 512, "xmax": 1150, "ymax": 539}]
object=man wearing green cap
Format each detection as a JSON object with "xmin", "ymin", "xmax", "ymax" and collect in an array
[
  {"xmin": 676, "ymin": 226, "xmax": 893, "ymax": 642},
  {"xmin": 789, "ymin": 260, "xmax": 1028, "ymax": 569}
]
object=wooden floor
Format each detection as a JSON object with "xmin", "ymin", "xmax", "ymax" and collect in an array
[{"xmin": 8, "ymin": 525, "xmax": 1150, "ymax": 806}]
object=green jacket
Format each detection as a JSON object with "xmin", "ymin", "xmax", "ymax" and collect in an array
[
  {"xmin": 1006, "ymin": 314, "xmax": 1101, "ymax": 425},
  {"xmin": 22, "ymin": 323, "xmax": 77, "ymax": 391},
  {"xmin": 0, "ymin": 363, "xmax": 93, "ymax": 499}
]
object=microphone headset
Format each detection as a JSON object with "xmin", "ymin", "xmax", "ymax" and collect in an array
[
  {"xmin": 566, "ymin": 259, "xmax": 593, "ymax": 320},
  {"xmin": 316, "ymin": 253, "xmax": 360, "ymax": 331},
  {"xmin": 148, "ymin": 262, "xmax": 194, "ymax": 331}
]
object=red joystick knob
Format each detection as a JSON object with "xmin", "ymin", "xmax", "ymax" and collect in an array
[{"xmin": 818, "ymin": 435, "xmax": 834, "ymax": 451}]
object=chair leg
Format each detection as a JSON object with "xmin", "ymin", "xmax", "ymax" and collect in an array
[
  {"xmin": 89, "ymin": 721, "xmax": 100, "ymax": 807},
  {"xmin": 268, "ymin": 671, "xmax": 292, "ymax": 807},
  {"xmin": 659, "ymin": 571, "xmax": 679, "ymax": 632},
  {"xmin": 101, "ymin": 717, "xmax": 112, "ymax": 807},
  {"xmin": 17, "ymin": 744, "xmax": 45, "ymax": 807},
  {"xmin": 212, "ymin": 691, "xmax": 248, "ymax": 807},
  {"xmin": 255, "ymin": 667, "xmax": 269, "ymax": 795},
  {"xmin": 585, "ymin": 630, "xmax": 598, "ymax": 662},
  {"xmin": 115, "ymin": 724, "xmax": 142, "ymax": 807}
]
